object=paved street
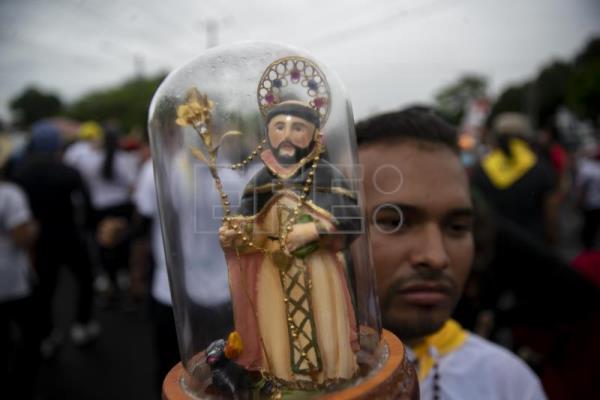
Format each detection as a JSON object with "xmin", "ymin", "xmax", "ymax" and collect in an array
[{"xmin": 35, "ymin": 269, "xmax": 161, "ymax": 400}]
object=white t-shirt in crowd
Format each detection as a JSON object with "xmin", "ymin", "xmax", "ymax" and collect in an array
[
  {"xmin": 577, "ymin": 157, "xmax": 600, "ymax": 210},
  {"xmin": 64, "ymin": 141, "xmax": 139, "ymax": 210},
  {"xmin": 63, "ymin": 141, "xmax": 90, "ymax": 165},
  {"xmin": 133, "ymin": 157, "xmax": 245, "ymax": 307},
  {"xmin": 408, "ymin": 333, "xmax": 547, "ymax": 400},
  {"xmin": 0, "ymin": 182, "xmax": 33, "ymax": 302},
  {"xmin": 133, "ymin": 159, "xmax": 171, "ymax": 306}
]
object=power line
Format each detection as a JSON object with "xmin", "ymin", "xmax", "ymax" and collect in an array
[{"xmin": 304, "ymin": 0, "xmax": 469, "ymax": 47}]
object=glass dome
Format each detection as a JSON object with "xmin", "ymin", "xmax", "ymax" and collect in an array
[{"xmin": 148, "ymin": 42, "xmax": 382, "ymax": 399}]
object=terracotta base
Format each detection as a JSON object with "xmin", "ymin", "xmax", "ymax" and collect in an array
[{"xmin": 163, "ymin": 329, "xmax": 418, "ymax": 399}]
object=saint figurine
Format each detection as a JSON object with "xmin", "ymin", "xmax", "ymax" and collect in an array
[{"xmin": 219, "ymin": 57, "xmax": 361, "ymax": 389}]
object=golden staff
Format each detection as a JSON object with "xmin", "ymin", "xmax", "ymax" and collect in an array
[
  {"xmin": 176, "ymin": 87, "xmax": 276, "ymax": 375},
  {"xmin": 175, "ymin": 87, "xmax": 241, "ymax": 226}
]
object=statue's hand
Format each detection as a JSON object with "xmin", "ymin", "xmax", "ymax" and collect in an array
[
  {"xmin": 219, "ymin": 225, "xmax": 238, "ymax": 249},
  {"xmin": 285, "ymin": 222, "xmax": 319, "ymax": 253}
]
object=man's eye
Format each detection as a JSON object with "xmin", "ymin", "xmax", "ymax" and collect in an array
[
  {"xmin": 446, "ymin": 221, "xmax": 473, "ymax": 236},
  {"xmin": 372, "ymin": 204, "xmax": 404, "ymax": 234},
  {"xmin": 373, "ymin": 218, "xmax": 404, "ymax": 234}
]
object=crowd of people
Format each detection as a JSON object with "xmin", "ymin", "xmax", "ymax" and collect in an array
[
  {"xmin": 1, "ymin": 104, "xmax": 599, "ymax": 399},
  {"xmin": 0, "ymin": 119, "xmax": 163, "ymax": 398}
]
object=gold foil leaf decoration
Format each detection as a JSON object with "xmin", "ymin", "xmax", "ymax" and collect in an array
[{"xmin": 175, "ymin": 87, "xmax": 214, "ymax": 129}]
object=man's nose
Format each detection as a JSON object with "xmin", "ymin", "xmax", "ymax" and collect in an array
[{"xmin": 411, "ymin": 224, "xmax": 450, "ymax": 270}]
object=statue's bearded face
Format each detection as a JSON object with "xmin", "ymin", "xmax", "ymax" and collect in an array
[{"xmin": 267, "ymin": 114, "xmax": 316, "ymax": 164}]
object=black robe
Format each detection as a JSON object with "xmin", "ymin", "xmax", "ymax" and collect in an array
[{"xmin": 239, "ymin": 159, "xmax": 362, "ymax": 238}]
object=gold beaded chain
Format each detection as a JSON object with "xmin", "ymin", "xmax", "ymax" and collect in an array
[
  {"xmin": 278, "ymin": 147, "xmax": 321, "ymax": 255},
  {"xmin": 269, "ymin": 145, "xmax": 323, "ymax": 378},
  {"xmin": 229, "ymin": 139, "xmax": 267, "ymax": 170},
  {"xmin": 224, "ymin": 134, "xmax": 324, "ymax": 255},
  {"xmin": 221, "ymin": 136, "xmax": 325, "ymax": 388}
]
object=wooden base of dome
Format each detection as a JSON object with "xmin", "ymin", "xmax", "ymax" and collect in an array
[{"xmin": 163, "ymin": 329, "xmax": 418, "ymax": 399}]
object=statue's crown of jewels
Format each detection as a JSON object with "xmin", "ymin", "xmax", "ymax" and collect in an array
[{"xmin": 257, "ymin": 56, "xmax": 331, "ymax": 127}]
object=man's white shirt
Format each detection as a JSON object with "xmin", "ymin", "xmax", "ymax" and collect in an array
[{"xmin": 408, "ymin": 333, "xmax": 547, "ymax": 400}]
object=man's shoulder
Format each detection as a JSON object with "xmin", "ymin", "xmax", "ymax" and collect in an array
[
  {"xmin": 460, "ymin": 334, "xmax": 527, "ymax": 366},
  {"xmin": 449, "ymin": 333, "xmax": 545, "ymax": 398},
  {"xmin": 419, "ymin": 332, "xmax": 547, "ymax": 400}
]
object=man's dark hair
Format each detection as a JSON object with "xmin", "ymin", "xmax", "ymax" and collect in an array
[{"xmin": 355, "ymin": 106, "xmax": 459, "ymax": 153}]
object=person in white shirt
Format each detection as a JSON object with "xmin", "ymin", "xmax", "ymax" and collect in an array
[
  {"xmin": 96, "ymin": 154, "xmax": 176, "ymax": 388},
  {"xmin": 14, "ymin": 122, "xmax": 100, "ymax": 350},
  {"xmin": 64, "ymin": 123, "xmax": 138, "ymax": 214},
  {"xmin": 0, "ymin": 178, "xmax": 39, "ymax": 399},
  {"xmin": 576, "ymin": 154, "xmax": 600, "ymax": 248},
  {"xmin": 65, "ymin": 123, "xmax": 139, "ymax": 297},
  {"xmin": 357, "ymin": 108, "xmax": 547, "ymax": 400},
  {"xmin": 127, "ymin": 156, "xmax": 243, "ymax": 389},
  {"xmin": 129, "ymin": 157, "xmax": 177, "ymax": 389}
]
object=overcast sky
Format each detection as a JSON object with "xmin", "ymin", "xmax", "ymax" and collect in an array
[{"xmin": 1, "ymin": 0, "xmax": 599, "ymax": 122}]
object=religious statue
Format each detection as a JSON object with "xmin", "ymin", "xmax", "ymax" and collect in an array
[{"xmin": 176, "ymin": 56, "xmax": 362, "ymax": 396}]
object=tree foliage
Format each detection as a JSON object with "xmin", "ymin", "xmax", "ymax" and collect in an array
[
  {"xmin": 533, "ymin": 61, "xmax": 573, "ymax": 126},
  {"xmin": 488, "ymin": 82, "xmax": 532, "ymax": 126},
  {"xmin": 9, "ymin": 86, "xmax": 63, "ymax": 128},
  {"xmin": 567, "ymin": 37, "xmax": 600, "ymax": 121},
  {"xmin": 434, "ymin": 74, "xmax": 488, "ymax": 125},
  {"xmin": 488, "ymin": 36, "xmax": 599, "ymax": 128},
  {"xmin": 66, "ymin": 73, "xmax": 166, "ymax": 133},
  {"xmin": 489, "ymin": 62, "xmax": 573, "ymax": 128}
]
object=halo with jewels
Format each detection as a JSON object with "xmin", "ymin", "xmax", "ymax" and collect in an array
[{"xmin": 257, "ymin": 56, "xmax": 331, "ymax": 127}]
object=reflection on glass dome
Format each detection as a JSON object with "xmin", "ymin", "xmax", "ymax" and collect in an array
[{"xmin": 149, "ymin": 42, "xmax": 384, "ymax": 399}]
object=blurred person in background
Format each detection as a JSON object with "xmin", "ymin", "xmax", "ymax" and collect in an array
[
  {"xmin": 472, "ymin": 112, "xmax": 559, "ymax": 246},
  {"xmin": 0, "ymin": 135, "xmax": 40, "ymax": 400},
  {"xmin": 99, "ymin": 151, "xmax": 242, "ymax": 389},
  {"xmin": 14, "ymin": 121, "xmax": 99, "ymax": 355},
  {"xmin": 575, "ymin": 148, "xmax": 600, "ymax": 250},
  {"xmin": 126, "ymin": 135, "xmax": 153, "ymax": 301},
  {"xmin": 131, "ymin": 157, "xmax": 178, "ymax": 390},
  {"xmin": 64, "ymin": 121, "xmax": 140, "ymax": 305},
  {"xmin": 570, "ymin": 147, "xmax": 600, "ymax": 291},
  {"xmin": 96, "ymin": 153, "xmax": 177, "ymax": 390},
  {"xmin": 538, "ymin": 122, "xmax": 570, "ymax": 199},
  {"xmin": 357, "ymin": 108, "xmax": 546, "ymax": 400},
  {"xmin": 458, "ymin": 195, "xmax": 599, "ymax": 399},
  {"xmin": 63, "ymin": 120, "xmax": 104, "ymax": 164}
]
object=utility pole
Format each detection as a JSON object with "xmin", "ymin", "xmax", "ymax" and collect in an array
[
  {"xmin": 197, "ymin": 16, "xmax": 233, "ymax": 49},
  {"xmin": 133, "ymin": 53, "xmax": 145, "ymax": 78},
  {"xmin": 205, "ymin": 18, "xmax": 219, "ymax": 49}
]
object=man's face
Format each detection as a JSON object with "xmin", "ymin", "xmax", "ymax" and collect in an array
[
  {"xmin": 267, "ymin": 114, "xmax": 316, "ymax": 163},
  {"xmin": 359, "ymin": 140, "xmax": 474, "ymax": 342}
]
